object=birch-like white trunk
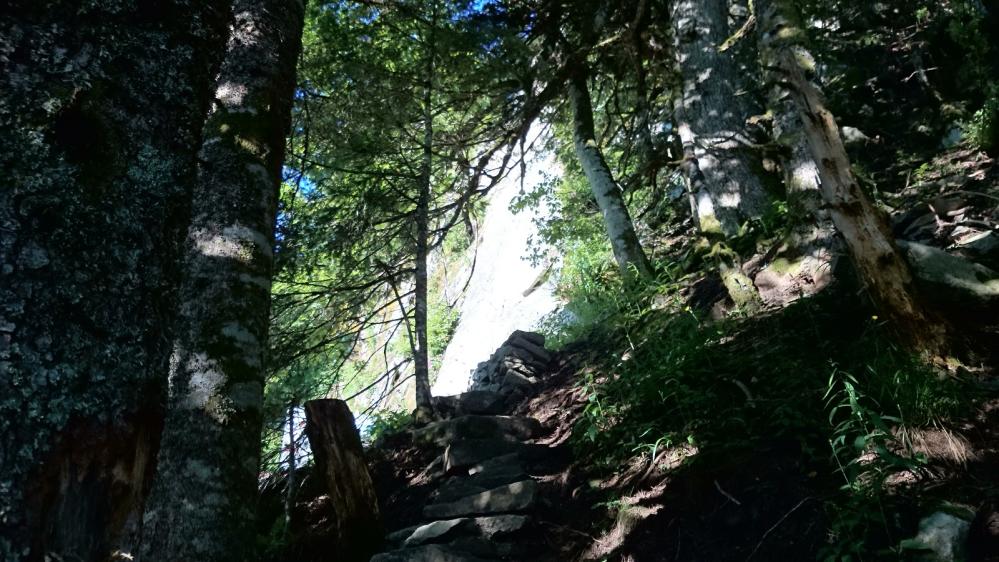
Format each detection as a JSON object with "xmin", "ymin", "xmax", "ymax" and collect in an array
[{"xmin": 568, "ymin": 69, "xmax": 653, "ymax": 281}]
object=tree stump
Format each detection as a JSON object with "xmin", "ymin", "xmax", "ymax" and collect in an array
[{"xmin": 303, "ymin": 399, "xmax": 383, "ymax": 561}]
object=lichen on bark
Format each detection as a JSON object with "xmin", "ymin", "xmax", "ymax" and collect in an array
[
  {"xmin": 0, "ymin": 2, "xmax": 230, "ymax": 559},
  {"xmin": 672, "ymin": 0, "xmax": 771, "ymax": 238}
]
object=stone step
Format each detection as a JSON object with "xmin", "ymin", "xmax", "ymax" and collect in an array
[
  {"xmin": 386, "ymin": 524, "xmax": 422, "ymax": 547},
  {"xmin": 443, "ymin": 439, "xmax": 558, "ymax": 473},
  {"xmin": 423, "ymin": 480, "xmax": 538, "ymax": 520},
  {"xmin": 433, "ymin": 390, "xmax": 507, "ymax": 416},
  {"xmin": 370, "ymin": 543, "xmax": 497, "ymax": 562},
  {"xmin": 506, "ymin": 335, "xmax": 552, "ymax": 365},
  {"xmin": 412, "ymin": 415, "xmax": 542, "ymax": 446},
  {"xmin": 402, "ymin": 514, "xmax": 530, "ymax": 547},
  {"xmin": 433, "ymin": 453, "xmax": 528, "ymax": 503},
  {"xmin": 509, "ymin": 330, "xmax": 545, "ymax": 347}
]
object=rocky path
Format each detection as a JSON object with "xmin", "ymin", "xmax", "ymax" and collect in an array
[{"xmin": 371, "ymin": 332, "xmax": 565, "ymax": 561}]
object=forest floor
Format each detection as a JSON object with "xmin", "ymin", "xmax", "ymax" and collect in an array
[{"xmin": 368, "ymin": 320, "xmax": 999, "ymax": 560}]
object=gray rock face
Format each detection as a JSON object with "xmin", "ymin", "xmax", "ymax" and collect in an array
[{"xmin": 423, "ymin": 480, "xmax": 538, "ymax": 519}]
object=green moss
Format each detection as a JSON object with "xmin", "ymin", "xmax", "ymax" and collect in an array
[{"xmin": 698, "ymin": 212, "xmax": 724, "ymax": 236}]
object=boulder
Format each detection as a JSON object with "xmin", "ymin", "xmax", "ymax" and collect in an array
[
  {"xmin": 968, "ymin": 501, "xmax": 999, "ymax": 562},
  {"xmin": 509, "ymin": 330, "xmax": 545, "ymax": 347},
  {"xmin": 385, "ymin": 524, "xmax": 421, "ymax": 547},
  {"xmin": 434, "ymin": 454, "xmax": 528, "ymax": 503},
  {"xmin": 506, "ymin": 336, "xmax": 552, "ymax": 364},
  {"xmin": 902, "ymin": 511, "xmax": 971, "ymax": 562},
  {"xmin": 955, "ymin": 230, "xmax": 999, "ymax": 270},
  {"xmin": 456, "ymin": 390, "xmax": 507, "ymax": 415},
  {"xmin": 423, "ymin": 480, "xmax": 538, "ymax": 519},
  {"xmin": 500, "ymin": 370, "xmax": 539, "ymax": 390},
  {"xmin": 899, "ymin": 240, "xmax": 999, "ymax": 311}
]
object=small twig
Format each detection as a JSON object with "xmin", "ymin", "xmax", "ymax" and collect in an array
[
  {"xmin": 745, "ymin": 497, "xmax": 813, "ymax": 561},
  {"xmin": 714, "ymin": 480, "xmax": 742, "ymax": 506}
]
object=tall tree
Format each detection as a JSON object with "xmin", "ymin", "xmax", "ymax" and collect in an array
[
  {"xmin": 756, "ymin": 0, "xmax": 948, "ymax": 354},
  {"xmin": 567, "ymin": 65, "xmax": 654, "ymax": 280},
  {"xmin": 139, "ymin": 0, "xmax": 306, "ymax": 558},
  {"xmin": 751, "ymin": 0, "xmax": 838, "ymax": 305},
  {"xmin": 672, "ymin": 0, "xmax": 770, "ymax": 237},
  {"xmin": 412, "ymin": 1, "xmax": 439, "ymax": 417},
  {"xmin": 533, "ymin": 1, "xmax": 655, "ymax": 281},
  {"xmin": 0, "ymin": 1, "xmax": 230, "ymax": 559}
]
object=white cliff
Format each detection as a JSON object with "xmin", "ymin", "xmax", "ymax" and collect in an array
[{"xmin": 432, "ymin": 139, "xmax": 561, "ymax": 395}]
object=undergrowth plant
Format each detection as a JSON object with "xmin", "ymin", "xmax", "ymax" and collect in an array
[{"xmin": 552, "ymin": 262, "xmax": 977, "ymax": 557}]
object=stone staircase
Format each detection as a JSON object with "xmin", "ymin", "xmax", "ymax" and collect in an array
[{"xmin": 371, "ymin": 332, "xmax": 563, "ymax": 561}]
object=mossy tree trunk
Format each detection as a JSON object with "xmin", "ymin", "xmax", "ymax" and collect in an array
[
  {"xmin": 757, "ymin": 0, "xmax": 948, "ymax": 355},
  {"xmin": 752, "ymin": 0, "xmax": 839, "ymax": 305},
  {"xmin": 0, "ymin": 2, "xmax": 230, "ymax": 559},
  {"xmin": 138, "ymin": 0, "xmax": 306, "ymax": 559},
  {"xmin": 672, "ymin": 0, "xmax": 770, "ymax": 238},
  {"xmin": 568, "ymin": 66, "xmax": 654, "ymax": 282}
]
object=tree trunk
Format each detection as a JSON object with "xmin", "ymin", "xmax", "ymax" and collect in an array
[
  {"xmin": 757, "ymin": 0, "xmax": 948, "ymax": 354},
  {"xmin": 672, "ymin": 0, "xmax": 770, "ymax": 237},
  {"xmin": 303, "ymin": 399, "xmax": 383, "ymax": 562},
  {"xmin": 413, "ymin": 5, "xmax": 436, "ymax": 418},
  {"xmin": 285, "ymin": 403, "xmax": 298, "ymax": 535},
  {"xmin": 0, "ymin": 2, "xmax": 230, "ymax": 559},
  {"xmin": 568, "ymin": 67, "xmax": 654, "ymax": 281},
  {"xmin": 751, "ymin": 0, "xmax": 839, "ymax": 306},
  {"xmin": 139, "ymin": 1, "xmax": 305, "ymax": 559}
]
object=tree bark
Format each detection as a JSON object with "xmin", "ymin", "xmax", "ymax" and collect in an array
[
  {"xmin": 0, "ymin": 1, "xmax": 230, "ymax": 559},
  {"xmin": 568, "ymin": 67, "xmax": 654, "ymax": 281},
  {"xmin": 752, "ymin": 0, "xmax": 839, "ymax": 306},
  {"xmin": 758, "ymin": 0, "xmax": 948, "ymax": 354},
  {"xmin": 303, "ymin": 399, "xmax": 383, "ymax": 562},
  {"xmin": 285, "ymin": 403, "xmax": 298, "ymax": 535},
  {"xmin": 139, "ymin": 1, "xmax": 306, "ymax": 559},
  {"xmin": 413, "ymin": 4, "xmax": 437, "ymax": 418},
  {"xmin": 672, "ymin": 0, "xmax": 770, "ymax": 237}
]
